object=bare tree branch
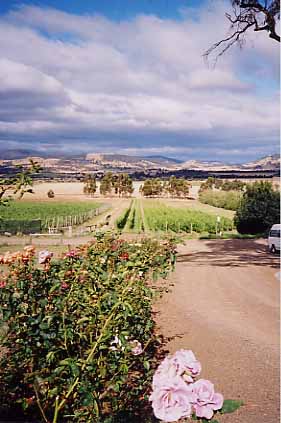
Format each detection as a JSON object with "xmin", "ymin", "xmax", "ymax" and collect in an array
[{"xmin": 204, "ymin": 0, "xmax": 280, "ymax": 62}]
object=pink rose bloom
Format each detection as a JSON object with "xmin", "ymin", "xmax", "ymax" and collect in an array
[
  {"xmin": 38, "ymin": 250, "xmax": 53, "ymax": 264},
  {"xmin": 130, "ymin": 340, "xmax": 143, "ymax": 356},
  {"xmin": 65, "ymin": 250, "xmax": 78, "ymax": 258},
  {"xmin": 191, "ymin": 379, "xmax": 224, "ymax": 420},
  {"xmin": 152, "ymin": 357, "xmax": 179, "ymax": 389},
  {"xmin": 149, "ymin": 375, "xmax": 195, "ymax": 422},
  {"xmin": 171, "ymin": 349, "xmax": 201, "ymax": 382}
]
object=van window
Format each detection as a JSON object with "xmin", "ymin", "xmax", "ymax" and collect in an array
[{"xmin": 269, "ymin": 230, "xmax": 280, "ymax": 237}]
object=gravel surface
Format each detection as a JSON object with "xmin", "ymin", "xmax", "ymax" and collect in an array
[{"xmin": 155, "ymin": 238, "xmax": 280, "ymax": 423}]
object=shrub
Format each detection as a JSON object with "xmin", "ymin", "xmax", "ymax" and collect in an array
[
  {"xmin": 199, "ymin": 189, "xmax": 242, "ymax": 211},
  {"xmin": 234, "ymin": 181, "xmax": 280, "ymax": 234},
  {"xmin": 0, "ymin": 235, "xmax": 176, "ymax": 422},
  {"xmin": 47, "ymin": 189, "xmax": 55, "ymax": 198}
]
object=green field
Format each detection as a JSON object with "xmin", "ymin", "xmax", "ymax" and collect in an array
[
  {"xmin": 0, "ymin": 201, "xmax": 101, "ymax": 232},
  {"xmin": 116, "ymin": 199, "xmax": 233, "ymax": 234}
]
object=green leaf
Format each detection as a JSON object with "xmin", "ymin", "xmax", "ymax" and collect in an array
[
  {"xmin": 220, "ymin": 399, "xmax": 243, "ymax": 414},
  {"xmin": 143, "ymin": 360, "xmax": 150, "ymax": 371}
]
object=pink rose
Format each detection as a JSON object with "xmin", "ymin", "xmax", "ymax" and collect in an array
[
  {"xmin": 149, "ymin": 375, "xmax": 195, "ymax": 422},
  {"xmin": 38, "ymin": 250, "xmax": 53, "ymax": 264},
  {"xmin": 171, "ymin": 349, "xmax": 201, "ymax": 382},
  {"xmin": 65, "ymin": 250, "xmax": 78, "ymax": 258},
  {"xmin": 152, "ymin": 357, "xmax": 179, "ymax": 389},
  {"xmin": 130, "ymin": 340, "xmax": 143, "ymax": 356},
  {"xmin": 0, "ymin": 280, "xmax": 6, "ymax": 288},
  {"xmin": 191, "ymin": 379, "xmax": 224, "ymax": 420}
]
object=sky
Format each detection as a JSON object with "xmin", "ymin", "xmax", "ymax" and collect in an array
[{"xmin": 0, "ymin": 0, "xmax": 279, "ymax": 162}]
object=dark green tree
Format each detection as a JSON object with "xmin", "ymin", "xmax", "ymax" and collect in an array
[
  {"xmin": 166, "ymin": 176, "xmax": 190, "ymax": 198},
  {"xmin": 118, "ymin": 173, "xmax": 134, "ymax": 196},
  {"xmin": 234, "ymin": 181, "xmax": 280, "ymax": 234},
  {"xmin": 140, "ymin": 178, "xmax": 163, "ymax": 197},
  {"xmin": 83, "ymin": 174, "xmax": 97, "ymax": 197},
  {"xmin": 100, "ymin": 172, "xmax": 113, "ymax": 196}
]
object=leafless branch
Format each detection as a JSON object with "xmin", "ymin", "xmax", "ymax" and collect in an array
[{"xmin": 204, "ymin": 0, "xmax": 280, "ymax": 63}]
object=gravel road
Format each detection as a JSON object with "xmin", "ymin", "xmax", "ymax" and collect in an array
[{"xmin": 155, "ymin": 239, "xmax": 280, "ymax": 423}]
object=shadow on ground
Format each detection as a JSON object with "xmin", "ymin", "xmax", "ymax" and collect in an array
[{"xmin": 177, "ymin": 239, "xmax": 280, "ymax": 269}]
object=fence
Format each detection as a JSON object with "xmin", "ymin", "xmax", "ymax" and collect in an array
[
  {"xmin": 0, "ymin": 206, "xmax": 110, "ymax": 235},
  {"xmin": 44, "ymin": 206, "xmax": 110, "ymax": 233}
]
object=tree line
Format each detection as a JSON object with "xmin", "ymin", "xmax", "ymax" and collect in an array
[
  {"xmin": 140, "ymin": 176, "xmax": 190, "ymax": 198},
  {"xmin": 199, "ymin": 177, "xmax": 246, "ymax": 193},
  {"xmin": 83, "ymin": 172, "xmax": 134, "ymax": 197}
]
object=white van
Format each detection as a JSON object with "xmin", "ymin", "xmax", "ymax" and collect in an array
[{"xmin": 268, "ymin": 224, "xmax": 280, "ymax": 253}]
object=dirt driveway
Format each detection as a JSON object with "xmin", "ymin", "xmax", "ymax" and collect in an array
[{"xmin": 155, "ymin": 239, "xmax": 279, "ymax": 423}]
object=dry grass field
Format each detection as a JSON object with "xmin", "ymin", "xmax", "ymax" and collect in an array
[{"xmin": 24, "ymin": 181, "xmax": 144, "ymax": 200}]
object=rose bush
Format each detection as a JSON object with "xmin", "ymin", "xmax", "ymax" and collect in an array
[{"xmin": 0, "ymin": 233, "xmax": 176, "ymax": 422}]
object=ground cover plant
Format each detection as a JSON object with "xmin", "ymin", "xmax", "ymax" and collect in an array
[
  {"xmin": 0, "ymin": 200, "xmax": 101, "ymax": 232},
  {"xmin": 143, "ymin": 201, "xmax": 233, "ymax": 234},
  {"xmin": 0, "ymin": 233, "xmax": 176, "ymax": 422}
]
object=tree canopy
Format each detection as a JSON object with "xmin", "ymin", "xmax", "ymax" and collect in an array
[
  {"xmin": 100, "ymin": 172, "xmax": 134, "ymax": 197},
  {"xmin": 83, "ymin": 174, "xmax": 97, "ymax": 197},
  {"xmin": 234, "ymin": 181, "xmax": 280, "ymax": 234},
  {"xmin": 140, "ymin": 177, "xmax": 190, "ymax": 198}
]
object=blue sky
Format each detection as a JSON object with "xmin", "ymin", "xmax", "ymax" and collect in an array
[
  {"xmin": 0, "ymin": 0, "xmax": 279, "ymax": 162},
  {"xmin": 0, "ymin": 0, "xmax": 205, "ymax": 20}
]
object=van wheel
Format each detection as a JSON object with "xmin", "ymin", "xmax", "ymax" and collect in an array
[{"xmin": 270, "ymin": 244, "xmax": 277, "ymax": 254}]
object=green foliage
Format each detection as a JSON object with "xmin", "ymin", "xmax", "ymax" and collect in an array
[
  {"xmin": 199, "ymin": 178, "xmax": 245, "ymax": 194},
  {"xmin": 0, "ymin": 235, "xmax": 176, "ymax": 422},
  {"xmin": 140, "ymin": 177, "xmax": 189, "ymax": 198},
  {"xmin": 143, "ymin": 201, "xmax": 233, "ymax": 234},
  {"xmin": 100, "ymin": 172, "xmax": 113, "ymax": 196},
  {"xmin": 0, "ymin": 219, "xmax": 42, "ymax": 235},
  {"xmin": 100, "ymin": 173, "xmax": 134, "ymax": 197},
  {"xmin": 0, "ymin": 201, "xmax": 98, "ymax": 220},
  {"xmin": 83, "ymin": 174, "xmax": 97, "ymax": 196},
  {"xmin": 199, "ymin": 189, "xmax": 242, "ymax": 211},
  {"xmin": 1, "ymin": 201, "xmax": 100, "ymax": 233},
  {"xmin": 116, "ymin": 203, "xmax": 132, "ymax": 230},
  {"xmin": 116, "ymin": 200, "xmax": 144, "ymax": 233},
  {"xmin": 234, "ymin": 181, "xmax": 280, "ymax": 234},
  {"xmin": 220, "ymin": 399, "xmax": 244, "ymax": 414},
  {"xmin": 0, "ymin": 160, "xmax": 41, "ymax": 212},
  {"xmin": 140, "ymin": 179, "xmax": 163, "ymax": 197}
]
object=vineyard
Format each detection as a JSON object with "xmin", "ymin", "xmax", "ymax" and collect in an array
[
  {"xmin": 116, "ymin": 199, "xmax": 233, "ymax": 234},
  {"xmin": 0, "ymin": 201, "xmax": 102, "ymax": 233}
]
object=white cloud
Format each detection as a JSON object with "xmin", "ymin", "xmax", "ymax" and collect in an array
[{"xmin": 0, "ymin": 1, "xmax": 279, "ymax": 161}]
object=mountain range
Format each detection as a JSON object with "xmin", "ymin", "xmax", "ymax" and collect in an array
[{"xmin": 0, "ymin": 152, "xmax": 279, "ymax": 174}]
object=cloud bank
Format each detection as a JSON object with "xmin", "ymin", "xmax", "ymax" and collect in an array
[{"xmin": 0, "ymin": 1, "xmax": 279, "ymax": 161}]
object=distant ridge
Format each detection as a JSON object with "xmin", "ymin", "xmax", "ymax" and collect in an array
[{"xmin": 0, "ymin": 152, "xmax": 279, "ymax": 173}]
